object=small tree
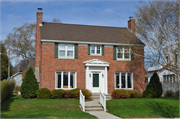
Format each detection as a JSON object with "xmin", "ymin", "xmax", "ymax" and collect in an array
[
  {"xmin": 146, "ymin": 72, "xmax": 163, "ymax": 98},
  {"xmin": 20, "ymin": 66, "xmax": 39, "ymax": 99}
]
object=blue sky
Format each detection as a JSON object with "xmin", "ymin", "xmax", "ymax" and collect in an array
[{"xmin": 0, "ymin": 0, "xmax": 142, "ymax": 41}]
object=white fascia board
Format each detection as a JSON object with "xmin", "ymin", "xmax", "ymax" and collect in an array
[{"xmin": 41, "ymin": 39, "xmax": 145, "ymax": 47}]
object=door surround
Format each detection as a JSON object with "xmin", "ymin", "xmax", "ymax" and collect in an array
[{"xmin": 83, "ymin": 59, "xmax": 109, "ymax": 94}]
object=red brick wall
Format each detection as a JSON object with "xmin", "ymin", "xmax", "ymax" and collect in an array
[
  {"xmin": 22, "ymin": 70, "xmax": 27, "ymax": 79},
  {"xmin": 39, "ymin": 44, "xmax": 145, "ymax": 94}
]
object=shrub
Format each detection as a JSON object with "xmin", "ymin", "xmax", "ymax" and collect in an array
[
  {"xmin": 111, "ymin": 89, "xmax": 135, "ymax": 99},
  {"xmin": 134, "ymin": 91, "xmax": 142, "ymax": 98},
  {"xmin": 143, "ymin": 89, "xmax": 156, "ymax": 98},
  {"xmin": 75, "ymin": 89, "xmax": 92, "ymax": 99},
  {"xmin": 51, "ymin": 89, "xmax": 63, "ymax": 99},
  {"xmin": 175, "ymin": 90, "xmax": 179, "ymax": 97},
  {"xmin": 37, "ymin": 88, "xmax": 52, "ymax": 99},
  {"xmin": 164, "ymin": 90, "xmax": 175, "ymax": 97},
  {"xmin": 14, "ymin": 86, "xmax": 21, "ymax": 91},
  {"xmin": 63, "ymin": 90, "xmax": 73, "ymax": 98},
  {"xmin": 20, "ymin": 66, "xmax": 39, "ymax": 99},
  {"xmin": 1, "ymin": 80, "xmax": 15, "ymax": 102},
  {"xmin": 146, "ymin": 72, "xmax": 163, "ymax": 98},
  {"xmin": 71, "ymin": 88, "xmax": 80, "ymax": 98},
  {"xmin": 82, "ymin": 89, "xmax": 92, "ymax": 99}
]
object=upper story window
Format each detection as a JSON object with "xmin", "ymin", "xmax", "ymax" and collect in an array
[
  {"xmin": 59, "ymin": 44, "xmax": 74, "ymax": 58},
  {"xmin": 90, "ymin": 45, "xmax": 101, "ymax": 55},
  {"xmin": 117, "ymin": 47, "xmax": 131, "ymax": 60}
]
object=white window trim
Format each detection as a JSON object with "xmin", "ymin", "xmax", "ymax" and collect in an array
[
  {"xmin": 90, "ymin": 45, "xmax": 102, "ymax": 56},
  {"xmin": 116, "ymin": 47, "xmax": 131, "ymax": 61},
  {"xmin": 115, "ymin": 72, "xmax": 133, "ymax": 90},
  {"xmin": 58, "ymin": 44, "xmax": 75, "ymax": 59},
  {"xmin": 55, "ymin": 71, "xmax": 77, "ymax": 90}
]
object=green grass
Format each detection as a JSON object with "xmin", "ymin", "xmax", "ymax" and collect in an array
[
  {"xmin": 1, "ymin": 95, "xmax": 97, "ymax": 118},
  {"xmin": 107, "ymin": 97, "xmax": 179, "ymax": 118}
]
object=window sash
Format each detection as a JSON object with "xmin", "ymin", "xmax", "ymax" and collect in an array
[
  {"xmin": 115, "ymin": 72, "xmax": 133, "ymax": 89},
  {"xmin": 56, "ymin": 71, "xmax": 76, "ymax": 89},
  {"xmin": 117, "ymin": 47, "xmax": 131, "ymax": 60},
  {"xmin": 59, "ymin": 44, "xmax": 74, "ymax": 58},
  {"xmin": 90, "ymin": 45, "xmax": 101, "ymax": 55}
]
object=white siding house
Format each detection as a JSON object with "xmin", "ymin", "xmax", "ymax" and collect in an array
[{"xmin": 11, "ymin": 72, "xmax": 22, "ymax": 87}]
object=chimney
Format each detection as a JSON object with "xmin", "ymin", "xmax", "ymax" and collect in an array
[
  {"xmin": 128, "ymin": 16, "xmax": 135, "ymax": 35},
  {"xmin": 35, "ymin": 8, "xmax": 43, "ymax": 83}
]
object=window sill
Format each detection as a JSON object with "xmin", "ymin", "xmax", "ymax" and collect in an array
[
  {"xmin": 58, "ymin": 57, "xmax": 75, "ymax": 60},
  {"xmin": 116, "ymin": 59, "xmax": 131, "ymax": 61},
  {"xmin": 55, "ymin": 88, "xmax": 76, "ymax": 90},
  {"xmin": 115, "ymin": 88, "xmax": 133, "ymax": 90},
  {"xmin": 90, "ymin": 54, "xmax": 102, "ymax": 56}
]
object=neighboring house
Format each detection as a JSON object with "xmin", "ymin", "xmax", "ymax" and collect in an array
[
  {"xmin": 11, "ymin": 72, "xmax": 22, "ymax": 87},
  {"xmin": 35, "ymin": 8, "xmax": 145, "ymax": 94},
  {"xmin": 148, "ymin": 44, "xmax": 180, "ymax": 95},
  {"xmin": 11, "ymin": 58, "xmax": 35, "ymax": 86}
]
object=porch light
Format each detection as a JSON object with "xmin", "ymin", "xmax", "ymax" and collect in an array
[
  {"xmin": 102, "ymin": 74, "xmax": 104, "ymax": 78},
  {"xmin": 89, "ymin": 74, "xmax": 91, "ymax": 78}
]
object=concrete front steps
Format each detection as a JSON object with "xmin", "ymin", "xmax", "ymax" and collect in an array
[
  {"xmin": 91, "ymin": 93, "xmax": 112, "ymax": 100},
  {"xmin": 85, "ymin": 99, "xmax": 104, "ymax": 111}
]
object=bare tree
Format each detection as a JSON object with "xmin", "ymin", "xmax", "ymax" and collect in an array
[
  {"xmin": 134, "ymin": 0, "xmax": 180, "ymax": 78},
  {"xmin": 51, "ymin": 18, "xmax": 62, "ymax": 23}
]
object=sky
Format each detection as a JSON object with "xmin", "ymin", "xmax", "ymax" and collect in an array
[{"xmin": 0, "ymin": 0, "xmax": 144, "ymax": 66}]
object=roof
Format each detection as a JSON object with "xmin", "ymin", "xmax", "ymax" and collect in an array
[
  {"xmin": 11, "ymin": 72, "xmax": 22, "ymax": 78},
  {"xmin": 40, "ymin": 22, "xmax": 145, "ymax": 45},
  {"xmin": 29, "ymin": 58, "xmax": 35, "ymax": 72}
]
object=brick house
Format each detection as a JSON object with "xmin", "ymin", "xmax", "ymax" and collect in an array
[{"xmin": 35, "ymin": 8, "xmax": 145, "ymax": 94}]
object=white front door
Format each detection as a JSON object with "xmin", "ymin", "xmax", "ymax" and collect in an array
[{"xmin": 92, "ymin": 73, "xmax": 100, "ymax": 93}]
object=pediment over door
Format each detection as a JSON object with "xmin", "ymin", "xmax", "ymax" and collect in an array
[{"xmin": 83, "ymin": 59, "xmax": 110, "ymax": 67}]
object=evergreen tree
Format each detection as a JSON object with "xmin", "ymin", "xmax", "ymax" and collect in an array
[
  {"xmin": 1, "ymin": 44, "xmax": 13, "ymax": 80},
  {"xmin": 147, "ymin": 72, "xmax": 163, "ymax": 98},
  {"xmin": 20, "ymin": 66, "xmax": 39, "ymax": 99}
]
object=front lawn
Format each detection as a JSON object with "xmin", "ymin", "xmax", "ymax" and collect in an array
[
  {"xmin": 1, "ymin": 95, "xmax": 97, "ymax": 118},
  {"xmin": 107, "ymin": 97, "xmax": 179, "ymax": 118}
]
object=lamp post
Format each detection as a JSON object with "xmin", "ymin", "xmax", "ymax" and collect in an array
[{"xmin": 0, "ymin": 52, "xmax": 10, "ymax": 79}]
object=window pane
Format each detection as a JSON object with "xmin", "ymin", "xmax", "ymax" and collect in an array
[
  {"xmin": 91, "ymin": 45, "xmax": 95, "ymax": 54},
  {"xmin": 117, "ymin": 53, "xmax": 123, "ymax": 58},
  {"xmin": 70, "ymin": 72, "xmax": 75, "ymax": 88},
  {"xmin": 67, "ymin": 45, "xmax": 73, "ymax": 50},
  {"xmin": 115, "ymin": 73, "xmax": 119, "ymax": 88},
  {"xmin": 63, "ymin": 72, "xmax": 68, "ymax": 88},
  {"xmin": 124, "ymin": 48, "xmax": 129, "ymax": 53},
  {"xmin": 60, "ymin": 50, "xmax": 65, "ymax": 57},
  {"xmin": 124, "ymin": 53, "xmax": 130, "ymax": 58},
  {"xmin": 127, "ymin": 73, "xmax": 131, "ymax": 88},
  {"xmin": 67, "ymin": 51, "xmax": 73, "ymax": 57},
  {"xmin": 57, "ymin": 72, "xmax": 61, "ymax": 88},
  {"xmin": 60, "ymin": 44, "xmax": 65, "ymax": 50},
  {"xmin": 117, "ymin": 47, "xmax": 123, "ymax": 53},
  {"xmin": 121, "ymin": 73, "xmax": 126, "ymax": 88},
  {"xmin": 97, "ymin": 46, "xmax": 100, "ymax": 50}
]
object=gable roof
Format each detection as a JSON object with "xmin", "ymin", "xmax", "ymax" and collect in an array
[{"xmin": 40, "ymin": 22, "xmax": 145, "ymax": 45}]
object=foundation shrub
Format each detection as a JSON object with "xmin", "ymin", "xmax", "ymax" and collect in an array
[
  {"xmin": 71, "ymin": 88, "xmax": 80, "ymax": 98},
  {"xmin": 175, "ymin": 90, "xmax": 179, "ymax": 97},
  {"xmin": 143, "ymin": 89, "xmax": 156, "ymax": 98},
  {"xmin": 37, "ymin": 88, "xmax": 52, "ymax": 99},
  {"xmin": 164, "ymin": 90, "xmax": 175, "ymax": 97},
  {"xmin": 75, "ymin": 89, "xmax": 92, "ymax": 99},
  {"xmin": 62, "ymin": 90, "xmax": 73, "ymax": 98},
  {"xmin": 1, "ymin": 80, "xmax": 15, "ymax": 102},
  {"xmin": 14, "ymin": 86, "xmax": 21, "ymax": 91},
  {"xmin": 111, "ymin": 89, "xmax": 135, "ymax": 99},
  {"xmin": 51, "ymin": 89, "xmax": 63, "ymax": 99},
  {"xmin": 134, "ymin": 91, "xmax": 142, "ymax": 98}
]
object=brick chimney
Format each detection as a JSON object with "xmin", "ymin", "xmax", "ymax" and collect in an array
[
  {"xmin": 128, "ymin": 16, "xmax": 135, "ymax": 35},
  {"xmin": 35, "ymin": 8, "xmax": 43, "ymax": 82}
]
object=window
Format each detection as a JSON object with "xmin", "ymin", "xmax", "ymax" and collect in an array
[
  {"xmin": 90, "ymin": 45, "xmax": 101, "ymax": 55},
  {"xmin": 115, "ymin": 72, "xmax": 133, "ymax": 89},
  {"xmin": 163, "ymin": 74, "xmax": 175, "ymax": 82},
  {"xmin": 117, "ymin": 47, "xmax": 131, "ymax": 60},
  {"xmin": 59, "ymin": 44, "xmax": 74, "ymax": 58},
  {"xmin": 56, "ymin": 71, "xmax": 76, "ymax": 89}
]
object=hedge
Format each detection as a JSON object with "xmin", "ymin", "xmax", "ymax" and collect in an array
[{"xmin": 1, "ymin": 80, "xmax": 15, "ymax": 102}]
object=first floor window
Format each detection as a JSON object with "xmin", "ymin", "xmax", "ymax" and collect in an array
[
  {"xmin": 115, "ymin": 72, "xmax": 133, "ymax": 89},
  {"xmin": 163, "ymin": 74, "xmax": 175, "ymax": 82},
  {"xmin": 56, "ymin": 71, "xmax": 76, "ymax": 89}
]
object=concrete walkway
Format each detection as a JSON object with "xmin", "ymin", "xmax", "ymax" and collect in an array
[{"xmin": 85, "ymin": 99, "xmax": 122, "ymax": 119}]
